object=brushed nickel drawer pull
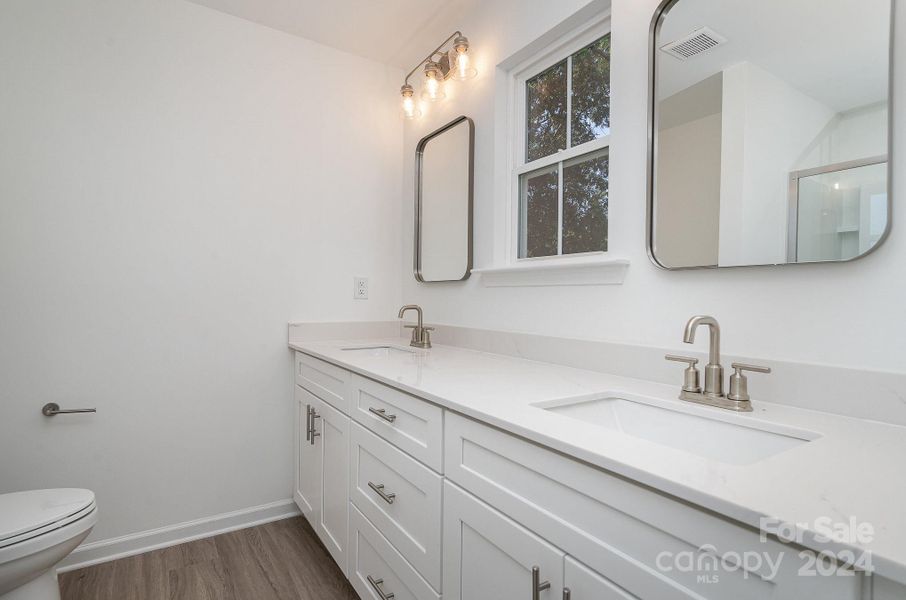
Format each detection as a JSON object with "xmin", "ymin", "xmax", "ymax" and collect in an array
[
  {"xmin": 367, "ymin": 481, "xmax": 396, "ymax": 504},
  {"xmin": 305, "ymin": 404, "xmax": 312, "ymax": 441},
  {"xmin": 368, "ymin": 407, "xmax": 397, "ymax": 423},
  {"xmin": 308, "ymin": 405, "xmax": 320, "ymax": 445},
  {"xmin": 563, "ymin": 589, "xmax": 571, "ymax": 600},
  {"xmin": 532, "ymin": 566, "xmax": 550, "ymax": 600},
  {"xmin": 367, "ymin": 575, "xmax": 395, "ymax": 600}
]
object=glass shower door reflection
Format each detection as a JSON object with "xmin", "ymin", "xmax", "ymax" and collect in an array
[{"xmin": 792, "ymin": 160, "xmax": 888, "ymax": 263}]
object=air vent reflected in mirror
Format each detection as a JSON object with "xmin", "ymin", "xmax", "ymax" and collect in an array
[{"xmin": 660, "ymin": 26, "xmax": 727, "ymax": 60}]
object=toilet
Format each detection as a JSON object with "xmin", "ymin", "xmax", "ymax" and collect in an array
[{"xmin": 0, "ymin": 490, "xmax": 97, "ymax": 600}]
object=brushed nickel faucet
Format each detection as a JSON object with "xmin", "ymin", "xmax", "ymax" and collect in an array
[
  {"xmin": 398, "ymin": 304, "xmax": 433, "ymax": 349},
  {"xmin": 684, "ymin": 315, "xmax": 723, "ymax": 398},
  {"xmin": 666, "ymin": 315, "xmax": 770, "ymax": 412}
]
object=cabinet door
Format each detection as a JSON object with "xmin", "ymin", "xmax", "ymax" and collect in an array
[
  {"xmin": 564, "ymin": 557, "xmax": 637, "ymax": 600},
  {"xmin": 312, "ymin": 394, "xmax": 350, "ymax": 575},
  {"xmin": 349, "ymin": 505, "xmax": 440, "ymax": 600},
  {"xmin": 294, "ymin": 386, "xmax": 320, "ymax": 521},
  {"xmin": 443, "ymin": 481, "xmax": 563, "ymax": 600}
]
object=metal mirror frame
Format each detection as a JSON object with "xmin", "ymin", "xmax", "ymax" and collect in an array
[
  {"xmin": 414, "ymin": 115, "xmax": 475, "ymax": 282},
  {"xmin": 645, "ymin": 0, "xmax": 896, "ymax": 270}
]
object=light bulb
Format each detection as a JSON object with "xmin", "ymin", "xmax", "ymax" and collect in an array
[
  {"xmin": 400, "ymin": 84, "xmax": 420, "ymax": 119},
  {"xmin": 421, "ymin": 61, "xmax": 445, "ymax": 102},
  {"xmin": 450, "ymin": 36, "xmax": 477, "ymax": 81},
  {"xmin": 450, "ymin": 35, "xmax": 477, "ymax": 81}
]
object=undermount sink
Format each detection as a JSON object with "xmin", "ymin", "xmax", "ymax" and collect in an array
[
  {"xmin": 538, "ymin": 394, "xmax": 820, "ymax": 465},
  {"xmin": 340, "ymin": 345, "xmax": 415, "ymax": 358}
]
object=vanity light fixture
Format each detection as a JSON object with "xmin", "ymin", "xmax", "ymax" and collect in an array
[
  {"xmin": 421, "ymin": 60, "xmax": 446, "ymax": 102},
  {"xmin": 400, "ymin": 31, "xmax": 477, "ymax": 119},
  {"xmin": 450, "ymin": 34, "xmax": 477, "ymax": 80},
  {"xmin": 400, "ymin": 84, "xmax": 420, "ymax": 119}
]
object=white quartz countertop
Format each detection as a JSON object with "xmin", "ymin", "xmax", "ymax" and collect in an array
[{"xmin": 289, "ymin": 337, "xmax": 906, "ymax": 584}]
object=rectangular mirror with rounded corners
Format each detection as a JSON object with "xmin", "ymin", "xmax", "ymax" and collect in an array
[
  {"xmin": 647, "ymin": 0, "xmax": 893, "ymax": 269},
  {"xmin": 415, "ymin": 116, "xmax": 474, "ymax": 282}
]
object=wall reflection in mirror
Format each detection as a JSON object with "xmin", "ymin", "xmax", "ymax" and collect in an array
[{"xmin": 649, "ymin": 0, "xmax": 892, "ymax": 268}]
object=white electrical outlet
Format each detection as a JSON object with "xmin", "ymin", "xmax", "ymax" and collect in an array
[{"xmin": 353, "ymin": 277, "xmax": 368, "ymax": 299}]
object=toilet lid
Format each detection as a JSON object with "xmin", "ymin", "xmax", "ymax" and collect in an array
[{"xmin": 0, "ymin": 489, "xmax": 95, "ymax": 545}]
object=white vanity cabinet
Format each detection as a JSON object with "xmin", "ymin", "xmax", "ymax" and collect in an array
[
  {"xmin": 291, "ymin": 350, "xmax": 888, "ymax": 600},
  {"xmin": 443, "ymin": 481, "xmax": 629, "ymax": 600},
  {"xmin": 443, "ymin": 480, "xmax": 565, "ymax": 600},
  {"xmin": 443, "ymin": 412, "xmax": 863, "ymax": 600},
  {"xmin": 564, "ymin": 557, "xmax": 638, "ymax": 600},
  {"xmin": 350, "ymin": 422, "xmax": 443, "ymax": 589},
  {"xmin": 349, "ymin": 373, "xmax": 444, "ymax": 472},
  {"xmin": 294, "ymin": 352, "xmax": 443, "ymax": 594},
  {"xmin": 293, "ymin": 386, "xmax": 318, "ymax": 517},
  {"xmin": 294, "ymin": 359, "xmax": 351, "ymax": 575}
]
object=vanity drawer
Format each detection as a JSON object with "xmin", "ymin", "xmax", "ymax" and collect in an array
[
  {"xmin": 350, "ymin": 422, "xmax": 442, "ymax": 589},
  {"xmin": 350, "ymin": 374, "xmax": 443, "ymax": 472},
  {"xmin": 349, "ymin": 504, "xmax": 440, "ymax": 600},
  {"xmin": 295, "ymin": 352, "xmax": 348, "ymax": 413},
  {"xmin": 444, "ymin": 413, "xmax": 861, "ymax": 600}
]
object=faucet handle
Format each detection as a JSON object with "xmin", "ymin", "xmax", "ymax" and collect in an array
[
  {"xmin": 404, "ymin": 324, "xmax": 434, "ymax": 348},
  {"xmin": 666, "ymin": 354, "xmax": 699, "ymax": 366},
  {"xmin": 731, "ymin": 362, "xmax": 771, "ymax": 374},
  {"xmin": 665, "ymin": 355, "xmax": 701, "ymax": 393},
  {"xmin": 728, "ymin": 363, "xmax": 771, "ymax": 402}
]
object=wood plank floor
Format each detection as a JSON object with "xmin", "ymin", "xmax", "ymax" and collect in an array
[{"xmin": 59, "ymin": 517, "xmax": 359, "ymax": 600}]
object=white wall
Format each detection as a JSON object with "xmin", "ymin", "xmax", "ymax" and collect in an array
[
  {"xmin": 400, "ymin": 0, "xmax": 906, "ymax": 375},
  {"xmin": 655, "ymin": 74, "xmax": 723, "ymax": 268},
  {"xmin": 656, "ymin": 113, "xmax": 722, "ymax": 267},
  {"xmin": 718, "ymin": 62, "xmax": 836, "ymax": 266},
  {"xmin": 798, "ymin": 102, "xmax": 889, "ymax": 168},
  {"xmin": 0, "ymin": 0, "xmax": 402, "ymax": 543}
]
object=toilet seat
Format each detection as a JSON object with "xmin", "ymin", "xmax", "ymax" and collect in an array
[{"xmin": 0, "ymin": 490, "xmax": 96, "ymax": 550}]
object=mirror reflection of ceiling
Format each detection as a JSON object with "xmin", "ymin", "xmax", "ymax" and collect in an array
[{"xmin": 658, "ymin": 0, "xmax": 889, "ymax": 112}]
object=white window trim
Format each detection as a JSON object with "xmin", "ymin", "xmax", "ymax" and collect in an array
[
  {"xmin": 511, "ymin": 14, "xmax": 611, "ymax": 263},
  {"xmin": 475, "ymin": 7, "xmax": 628, "ymax": 286}
]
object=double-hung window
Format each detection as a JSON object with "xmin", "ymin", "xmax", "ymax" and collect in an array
[{"xmin": 515, "ymin": 31, "xmax": 611, "ymax": 259}]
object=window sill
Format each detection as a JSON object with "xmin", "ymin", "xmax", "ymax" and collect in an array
[{"xmin": 472, "ymin": 256, "xmax": 629, "ymax": 287}]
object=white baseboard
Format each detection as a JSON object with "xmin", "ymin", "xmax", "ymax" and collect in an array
[{"xmin": 57, "ymin": 499, "xmax": 300, "ymax": 573}]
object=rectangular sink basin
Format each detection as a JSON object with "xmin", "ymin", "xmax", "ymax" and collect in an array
[
  {"xmin": 538, "ymin": 394, "xmax": 820, "ymax": 465},
  {"xmin": 340, "ymin": 345, "xmax": 415, "ymax": 358}
]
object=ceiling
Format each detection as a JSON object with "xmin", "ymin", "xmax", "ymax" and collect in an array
[
  {"xmin": 657, "ymin": 0, "xmax": 890, "ymax": 112},
  {"xmin": 185, "ymin": 0, "xmax": 478, "ymax": 69}
]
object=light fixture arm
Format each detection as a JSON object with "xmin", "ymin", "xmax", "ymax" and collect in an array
[{"xmin": 403, "ymin": 30, "xmax": 464, "ymax": 86}]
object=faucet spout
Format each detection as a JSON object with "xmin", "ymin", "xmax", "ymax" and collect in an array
[
  {"xmin": 683, "ymin": 315, "xmax": 723, "ymax": 397},
  {"xmin": 683, "ymin": 315, "xmax": 721, "ymax": 366},
  {"xmin": 398, "ymin": 304, "xmax": 423, "ymax": 329},
  {"xmin": 397, "ymin": 304, "xmax": 432, "ymax": 349}
]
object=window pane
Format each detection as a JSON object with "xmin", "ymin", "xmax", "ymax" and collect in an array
[
  {"xmin": 563, "ymin": 150, "xmax": 608, "ymax": 254},
  {"xmin": 519, "ymin": 165, "xmax": 559, "ymax": 258},
  {"xmin": 571, "ymin": 35, "xmax": 611, "ymax": 147},
  {"xmin": 526, "ymin": 60, "xmax": 567, "ymax": 162}
]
